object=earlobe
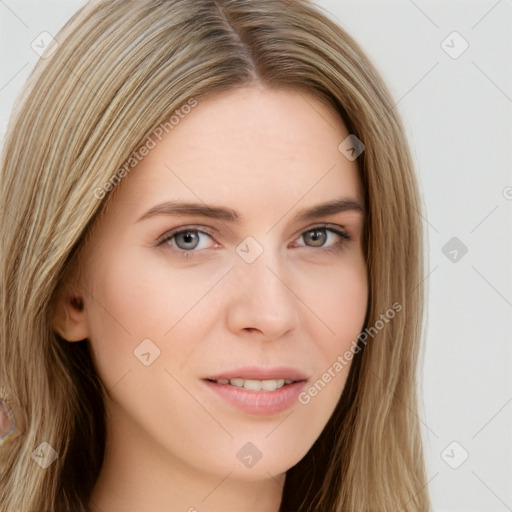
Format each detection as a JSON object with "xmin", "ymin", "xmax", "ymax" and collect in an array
[{"xmin": 51, "ymin": 283, "xmax": 90, "ymax": 342}]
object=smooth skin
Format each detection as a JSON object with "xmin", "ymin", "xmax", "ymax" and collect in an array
[{"xmin": 53, "ymin": 85, "xmax": 368, "ymax": 512}]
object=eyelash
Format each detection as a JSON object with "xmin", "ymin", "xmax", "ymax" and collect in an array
[{"xmin": 156, "ymin": 224, "xmax": 351, "ymax": 258}]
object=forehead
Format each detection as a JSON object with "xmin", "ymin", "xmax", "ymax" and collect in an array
[{"xmin": 110, "ymin": 86, "xmax": 363, "ymax": 219}]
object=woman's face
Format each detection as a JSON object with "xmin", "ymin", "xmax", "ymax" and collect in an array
[{"xmin": 72, "ymin": 86, "xmax": 367, "ymax": 492}]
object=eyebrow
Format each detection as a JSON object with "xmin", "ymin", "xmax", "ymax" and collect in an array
[{"xmin": 136, "ymin": 198, "xmax": 364, "ymax": 224}]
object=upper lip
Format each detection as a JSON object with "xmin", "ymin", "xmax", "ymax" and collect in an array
[{"xmin": 204, "ymin": 366, "xmax": 309, "ymax": 382}]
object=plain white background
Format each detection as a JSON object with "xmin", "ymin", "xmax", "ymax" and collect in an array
[{"xmin": 1, "ymin": 1, "xmax": 511, "ymax": 510}]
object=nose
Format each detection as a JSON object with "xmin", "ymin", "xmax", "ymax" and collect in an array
[{"xmin": 225, "ymin": 251, "xmax": 301, "ymax": 341}]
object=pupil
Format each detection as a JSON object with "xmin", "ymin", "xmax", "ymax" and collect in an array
[
  {"xmin": 307, "ymin": 229, "xmax": 326, "ymax": 247},
  {"xmin": 177, "ymin": 231, "xmax": 199, "ymax": 250}
]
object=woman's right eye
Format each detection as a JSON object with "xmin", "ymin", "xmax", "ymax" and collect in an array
[{"xmin": 157, "ymin": 228, "xmax": 217, "ymax": 254}]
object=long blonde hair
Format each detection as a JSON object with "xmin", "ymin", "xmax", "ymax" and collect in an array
[{"xmin": 0, "ymin": 1, "xmax": 430, "ymax": 510}]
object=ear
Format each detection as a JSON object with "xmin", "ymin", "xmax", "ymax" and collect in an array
[{"xmin": 51, "ymin": 281, "xmax": 90, "ymax": 342}]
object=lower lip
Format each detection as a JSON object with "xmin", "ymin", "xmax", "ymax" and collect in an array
[{"xmin": 203, "ymin": 380, "xmax": 307, "ymax": 415}]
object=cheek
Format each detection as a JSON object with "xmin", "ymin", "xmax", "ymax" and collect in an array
[
  {"xmin": 83, "ymin": 251, "xmax": 229, "ymax": 388},
  {"xmin": 297, "ymin": 251, "xmax": 368, "ymax": 357},
  {"xmin": 295, "ymin": 258, "xmax": 368, "ymax": 413},
  {"xmin": 83, "ymin": 252, "xmax": 160, "ymax": 388}
]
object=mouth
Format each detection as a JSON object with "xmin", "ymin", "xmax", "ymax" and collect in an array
[
  {"xmin": 204, "ymin": 377, "xmax": 299, "ymax": 391},
  {"xmin": 202, "ymin": 366, "xmax": 309, "ymax": 415}
]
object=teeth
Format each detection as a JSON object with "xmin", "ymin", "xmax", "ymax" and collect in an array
[
  {"xmin": 244, "ymin": 379, "xmax": 262, "ymax": 391},
  {"xmin": 215, "ymin": 378, "xmax": 294, "ymax": 391},
  {"xmin": 261, "ymin": 380, "xmax": 277, "ymax": 391}
]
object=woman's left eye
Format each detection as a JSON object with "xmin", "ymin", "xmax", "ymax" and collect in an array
[
  {"xmin": 294, "ymin": 227, "xmax": 350, "ymax": 251},
  {"xmin": 157, "ymin": 225, "xmax": 350, "ymax": 256}
]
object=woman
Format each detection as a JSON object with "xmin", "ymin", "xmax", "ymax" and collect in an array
[{"xmin": 0, "ymin": 1, "xmax": 430, "ymax": 510}]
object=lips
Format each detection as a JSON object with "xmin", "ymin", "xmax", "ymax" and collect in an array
[{"xmin": 202, "ymin": 366, "xmax": 309, "ymax": 415}]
